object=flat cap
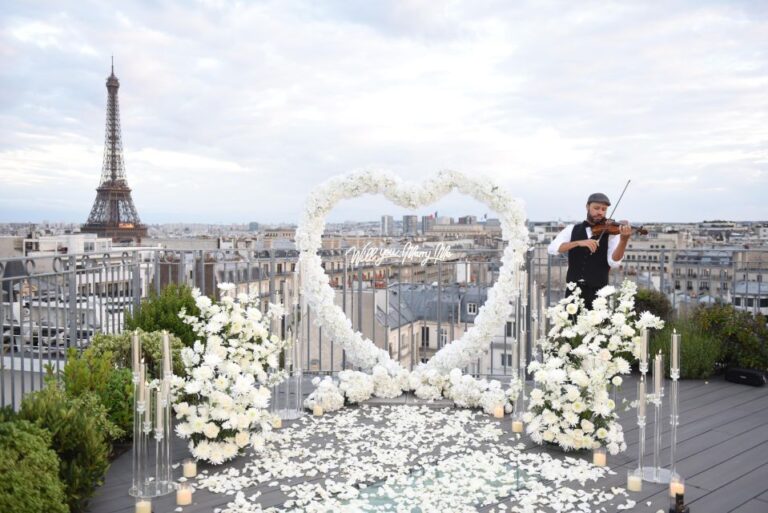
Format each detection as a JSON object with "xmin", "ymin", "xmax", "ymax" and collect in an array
[{"xmin": 587, "ymin": 192, "xmax": 611, "ymax": 205}]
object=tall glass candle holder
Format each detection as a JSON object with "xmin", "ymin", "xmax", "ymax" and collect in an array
[
  {"xmin": 669, "ymin": 329, "xmax": 681, "ymax": 473},
  {"xmin": 129, "ymin": 341, "xmax": 175, "ymax": 498},
  {"xmin": 638, "ymin": 332, "xmax": 682, "ymax": 485},
  {"xmin": 272, "ymin": 271, "xmax": 305, "ymax": 421}
]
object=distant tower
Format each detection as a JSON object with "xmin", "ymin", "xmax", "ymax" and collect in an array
[{"xmin": 81, "ymin": 59, "xmax": 147, "ymax": 243}]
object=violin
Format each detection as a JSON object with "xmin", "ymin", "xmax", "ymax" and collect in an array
[{"xmin": 590, "ymin": 219, "xmax": 648, "ymax": 238}]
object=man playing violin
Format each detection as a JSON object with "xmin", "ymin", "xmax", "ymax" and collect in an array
[{"xmin": 546, "ymin": 192, "xmax": 631, "ymax": 309}]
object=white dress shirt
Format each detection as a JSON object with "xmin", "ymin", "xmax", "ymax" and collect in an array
[{"xmin": 547, "ymin": 224, "xmax": 623, "ymax": 269}]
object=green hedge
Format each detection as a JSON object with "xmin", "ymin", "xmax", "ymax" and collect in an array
[
  {"xmin": 63, "ymin": 347, "xmax": 133, "ymax": 443},
  {"xmin": 88, "ymin": 329, "xmax": 186, "ymax": 378},
  {"xmin": 693, "ymin": 305, "xmax": 768, "ymax": 371},
  {"xmin": 0, "ymin": 419, "xmax": 68, "ymax": 513},
  {"xmin": 19, "ymin": 383, "xmax": 111, "ymax": 513},
  {"xmin": 650, "ymin": 318, "xmax": 721, "ymax": 379},
  {"xmin": 124, "ymin": 283, "xmax": 200, "ymax": 346}
]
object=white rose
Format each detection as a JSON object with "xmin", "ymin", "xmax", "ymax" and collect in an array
[{"xmin": 203, "ymin": 423, "xmax": 220, "ymax": 439}]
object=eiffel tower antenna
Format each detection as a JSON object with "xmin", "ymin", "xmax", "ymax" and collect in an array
[{"xmin": 81, "ymin": 60, "xmax": 147, "ymax": 243}]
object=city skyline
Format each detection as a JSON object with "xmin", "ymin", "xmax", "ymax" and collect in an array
[{"xmin": 1, "ymin": 1, "xmax": 767, "ymax": 225}]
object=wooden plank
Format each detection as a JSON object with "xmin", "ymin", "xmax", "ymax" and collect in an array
[
  {"xmin": 688, "ymin": 463, "xmax": 768, "ymax": 513},
  {"xmin": 731, "ymin": 499, "xmax": 768, "ymax": 513}
]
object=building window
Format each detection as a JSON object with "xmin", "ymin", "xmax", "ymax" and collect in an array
[
  {"xmin": 439, "ymin": 328, "xmax": 447, "ymax": 346},
  {"xmin": 758, "ymin": 275, "xmax": 763, "ymax": 282},
  {"xmin": 674, "ymin": 280, "xmax": 680, "ymax": 290},
  {"xmin": 500, "ymin": 353, "xmax": 514, "ymax": 367},
  {"xmin": 686, "ymin": 281, "xmax": 693, "ymax": 290},
  {"xmin": 700, "ymin": 282, "xmax": 709, "ymax": 291},
  {"xmin": 747, "ymin": 298, "xmax": 755, "ymax": 307},
  {"xmin": 506, "ymin": 321, "xmax": 514, "ymax": 338},
  {"xmin": 467, "ymin": 302, "xmax": 478, "ymax": 315},
  {"xmin": 421, "ymin": 326, "xmax": 430, "ymax": 348},
  {"xmin": 734, "ymin": 297, "xmax": 741, "ymax": 306},
  {"xmin": 761, "ymin": 298, "xmax": 768, "ymax": 308}
]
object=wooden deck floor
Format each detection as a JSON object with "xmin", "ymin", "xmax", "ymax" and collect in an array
[{"xmin": 89, "ymin": 375, "xmax": 768, "ymax": 513}]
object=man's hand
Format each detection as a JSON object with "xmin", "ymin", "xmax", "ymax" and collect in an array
[
  {"xmin": 619, "ymin": 220, "xmax": 632, "ymax": 240},
  {"xmin": 579, "ymin": 239, "xmax": 599, "ymax": 253}
]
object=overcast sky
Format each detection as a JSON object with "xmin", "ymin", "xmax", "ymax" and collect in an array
[{"xmin": 1, "ymin": 0, "xmax": 766, "ymax": 225}]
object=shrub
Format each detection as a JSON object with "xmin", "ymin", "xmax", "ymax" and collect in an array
[
  {"xmin": 650, "ymin": 319, "xmax": 721, "ymax": 379},
  {"xmin": 88, "ymin": 329, "xmax": 186, "ymax": 378},
  {"xmin": 693, "ymin": 305, "xmax": 768, "ymax": 371},
  {"xmin": 62, "ymin": 347, "xmax": 133, "ymax": 442},
  {"xmin": 0, "ymin": 420, "xmax": 68, "ymax": 513},
  {"xmin": 635, "ymin": 288, "xmax": 673, "ymax": 322},
  {"xmin": 124, "ymin": 284, "xmax": 200, "ymax": 346},
  {"xmin": 19, "ymin": 383, "xmax": 111, "ymax": 513}
]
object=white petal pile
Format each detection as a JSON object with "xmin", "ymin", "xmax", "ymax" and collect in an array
[{"xmin": 195, "ymin": 405, "xmax": 633, "ymax": 513}]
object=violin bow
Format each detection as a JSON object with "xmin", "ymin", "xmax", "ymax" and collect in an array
[{"xmin": 595, "ymin": 179, "xmax": 631, "ymax": 247}]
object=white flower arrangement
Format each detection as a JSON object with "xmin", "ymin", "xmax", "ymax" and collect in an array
[
  {"xmin": 444, "ymin": 368, "xmax": 523, "ymax": 414},
  {"xmin": 173, "ymin": 283, "xmax": 289, "ymax": 464},
  {"xmin": 524, "ymin": 280, "xmax": 664, "ymax": 455},
  {"xmin": 295, "ymin": 170, "xmax": 529, "ymax": 375},
  {"xmin": 303, "ymin": 376, "xmax": 345, "ymax": 412}
]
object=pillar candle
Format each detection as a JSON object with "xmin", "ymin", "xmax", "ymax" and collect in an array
[
  {"xmin": 162, "ymin": 331, "xmax": 171, "ymax": 376},
  {"xmin": 669, "ymin": 476, "xmax": 685, "ymax": 497},
  {"xmin": 671, "ymin": 330, "xmax": 681, "ymax": 371},
  {"xmin": 176, "ymin": 483, "xmax": 193, "ymax": 506},
  {"xmin": 512, "ymin": 419, "xmax": 524, "ymax": 433},
  {"xmin": 627, "ymin": 470, "xmax": 643, "ymax": 492},
  {"xmin": 155, "ymin": 388, "xmax": 163, "ymax": 433},
  {"xmin": 593, "ymin": 447, "xmax": 607, "ymax": 467},
  {"xmin": 492, "ymin": 405, "xmax": 504, "ymax": 418},
  {"xmin": 135, "ymin": 499, "xmax": 152, "ymax": 513},
  {"xmin": 272, "ymin": 416, "xmax": 283, "ymax": 429},
  {"xmin": 654, "ymin": 353, "xmax": 663, "ymax": 396},
  {"xmin": 182, "ymin": 458, "xmax": 197, "ymax": 478},
  {"xmin": 313, "ymin": 405, "xmax": 324, "ymax": 416},
  {"xmin": 640, "ymin": 329, "xmax": 648, "ymax": 368},
  {"xmin": 131, "ymin": 331, "xmax": 140, "ymax": 373},
  {"xmin": 138, "ymin": 362, "xmax": 146, "ymax": 404}
]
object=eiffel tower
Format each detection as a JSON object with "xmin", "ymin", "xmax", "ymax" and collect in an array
[{"xmin": 81, "ymin": 60, "xmax": 147, "ymax": 243}]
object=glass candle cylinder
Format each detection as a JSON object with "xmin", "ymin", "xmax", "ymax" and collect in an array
[
  {"xmin": 627, "ymin": 468, "xmax": 643, "ymax": 492},
  {"xmin": 669, "ymin": 473, "xmax": 685, "ymax": 498},
  {"xmin": 182, "ymin": 458, "xmax": 197, "ymax": 478},
  {"xmin": 135, "ymin": 498, "xmax": 152, "ymax": 513},
  {"xmin": 592, "ymin": 447, "xmax": 607, "ymax": 467},
  {"xmin": 511, "ymin": 417, "xmax": 524, "ymax": 433},
  {"xmin": 176, "ymin": 482, "xmax": 193, "ymax": 506}
]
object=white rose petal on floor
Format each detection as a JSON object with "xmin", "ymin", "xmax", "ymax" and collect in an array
[{"xmin": 195, "ymin": 405, "xmax": 634, "ymax": 512}]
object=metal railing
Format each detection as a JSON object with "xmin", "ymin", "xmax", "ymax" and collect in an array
[{"xmin": 3, "ymin": 245, "xmax": 766, "ymax": 408}]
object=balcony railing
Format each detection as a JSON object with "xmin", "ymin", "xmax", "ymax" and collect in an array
[{"xmin": 2, "ymin": 246, "xmax": 767, "ymax": 408}]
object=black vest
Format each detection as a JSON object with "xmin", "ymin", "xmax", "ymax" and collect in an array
[{"xmin": 566, "ymin": 222, "xmax": 610, "ymax": 288}]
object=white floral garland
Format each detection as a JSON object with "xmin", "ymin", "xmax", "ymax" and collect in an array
[{"xmin": 295, "ymin": 169, "xmax": 529, "ymax": 375}]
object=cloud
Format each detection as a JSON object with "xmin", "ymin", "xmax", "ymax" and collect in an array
[{"xmin": 0, "ymin": 0, "xmax": 766, "ymax": 224}]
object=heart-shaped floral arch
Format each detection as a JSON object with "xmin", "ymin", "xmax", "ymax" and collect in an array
[{"xmin": 295, "ymin": 170, "xmax": 529, "ymax": 375}]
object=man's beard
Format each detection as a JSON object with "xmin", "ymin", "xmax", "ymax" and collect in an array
[{"xmin": 586, "ymin": 213, "xmax": 604, "ymax": 225}]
